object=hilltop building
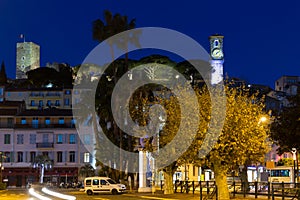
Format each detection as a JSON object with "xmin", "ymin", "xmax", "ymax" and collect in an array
[{"xmin": 16, "ymin": 42, "xmax": 40, "ymax": 79}]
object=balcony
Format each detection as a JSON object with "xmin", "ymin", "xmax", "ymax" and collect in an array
[
  {"xmin": 36, "ymin": 142, "xmax": 54, "ymax": 148},
  {"xmin": 14, "ymin": 123, "xmax": 76, "ymax": 129}
]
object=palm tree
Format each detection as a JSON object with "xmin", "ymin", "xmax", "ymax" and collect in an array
[
  {"xmin": 32, "ymin": 154, "xmax": 53, "ymax": 184},
  {"xmin": 79, "ymin": 164, "xmax": 95, "ymax": 180},
  {"xmin": 92, "ymin": 10, "xmax": 140, "ymax": 182}
]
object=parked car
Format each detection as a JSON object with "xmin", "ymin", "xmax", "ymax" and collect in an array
[{"xmin": 84, "ymin": 177, "xmax": 126, "ymax": 195}]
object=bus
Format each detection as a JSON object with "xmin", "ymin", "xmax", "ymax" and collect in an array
[{"xmin": 266, "ymin": 166, "xmax": 294, "ymax": 183}]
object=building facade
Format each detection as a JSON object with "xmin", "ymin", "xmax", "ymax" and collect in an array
[{"xmin": 0, "ymin": 100, "xmax": 93, "ymax": 188}]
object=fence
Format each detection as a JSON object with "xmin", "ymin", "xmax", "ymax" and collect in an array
[{"xmin": 159, "ymin": 180, "xmax": 300, "ymax": 200}]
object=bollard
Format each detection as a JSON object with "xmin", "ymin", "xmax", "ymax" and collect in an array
[
  {"xmin": 233, "ymin": 181, "xmax": 236, "ymax": 198},
  {"xmin": 268, "ymin": 182, "xmax": 270, "ymax": 200},
  {"xmin": 281, "ymin": 181, "xmax": 284, "ymax": 200},
  {"xmin": 272, "ymin": 184, "xmax": 274, "ymax": 200},
  {"xmin": 255, "ymin": 181, "xmax": 258, "ymax": 198},
  {"xmin": 200, "ymin": 181, "xmax": 203, "ymax": 200}
]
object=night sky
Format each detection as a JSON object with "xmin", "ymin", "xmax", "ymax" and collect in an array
[{"xmin": 1, "ymin": 0, "xmax": 300, "ymax": 88}]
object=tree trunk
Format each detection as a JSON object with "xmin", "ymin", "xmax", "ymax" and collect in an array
[
  {"xmin": 214, "ymin": 167, "xmax": 230, "ymax": 200},
  {"xmin": 163, "ymin": 166, "xmax": 174, "ymax": 194},
  {"xmin": 240, "ymin": 165, "xmax": 249, "ymax": 192}
]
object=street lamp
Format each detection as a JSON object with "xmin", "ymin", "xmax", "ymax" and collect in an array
[
  {"xmin": 0, "ymin": 152, "xmax": 3, "ymax": 183},
  {"xmin": 292, "ymin": 148, "xmax": 299, "ymax": 185}
]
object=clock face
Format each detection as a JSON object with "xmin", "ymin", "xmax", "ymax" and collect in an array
[{"xmin": 212, "ymin": 48, "xmax": 223, "ymax": 59}]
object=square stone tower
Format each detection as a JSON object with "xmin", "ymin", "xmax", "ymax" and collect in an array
[{"xmin": 16, "ymin": 42, "xmax": 40, "ymax": 79}]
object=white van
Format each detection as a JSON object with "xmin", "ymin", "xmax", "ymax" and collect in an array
[{"xmin": 84, "ymin": 177, "xmax": 126, "ymax": 195}]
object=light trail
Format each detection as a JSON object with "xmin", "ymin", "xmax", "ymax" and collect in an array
[
  {"xmin": 41, "ymin": 187, "xmax": 76, "ymax": 200},
  {"xmin": 28, "ymin": 188, "xmax": 52, "ymax": 200}
]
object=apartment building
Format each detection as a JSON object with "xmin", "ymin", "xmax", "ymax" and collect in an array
[
  {"xmin": 3, "ymin": 87, "xmax": 73, "ymax": 110},
  {"xmin": 0, "ymin": 100, "xmax": 93, "ymax": 188}
]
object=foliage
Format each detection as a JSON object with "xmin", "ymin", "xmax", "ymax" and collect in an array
[
  {"xmin": 277, "ymin": 158, "xmax": 294, "ymax": 166},
  {"xmin": 26, "ymin": 64, "xmax": 73, "ymax": 87},
  {"xmin": 132, "ymin": 83, "xmax": 270, "ymax": 198},
  {"xmin": 79, "ymin": 164, "xmax": 95, "ymax": 178},
  {"xmin": 0, "ymin": 182, "xmax": 6, "ymax": 190},
  {"xmin": 270, "ymin": 90, "xmax": 300, "ymax": 154}
]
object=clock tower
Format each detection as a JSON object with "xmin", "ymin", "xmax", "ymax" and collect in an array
[{"xmin": 209, "ymin": 34, "xmax": 224, "ymax": 85}]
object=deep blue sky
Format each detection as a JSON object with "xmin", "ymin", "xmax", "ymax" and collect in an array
[{"xmin": 1, "ymin": 0, "xmax": 300, "ymax": 89}]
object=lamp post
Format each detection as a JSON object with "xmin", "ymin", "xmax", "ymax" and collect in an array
[
  {"xmin": 292, "ymin": 148, "xmax": 298, "ymax": 185},
  {"xmin": 0, "ymin": 152, "xmax": 3, "ymax": 183}
]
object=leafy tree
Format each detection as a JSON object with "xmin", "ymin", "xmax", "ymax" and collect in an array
[
  {"xmin": 133, "ymin": 84, "xmax": 270, "ymax": 198},
  {"xmin": 270, "ymin": 90, "xmax": 300, "ymax": 154}
]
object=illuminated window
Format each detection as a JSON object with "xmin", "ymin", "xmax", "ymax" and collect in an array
[
  {"xmin": 57, "ymin": 134, "xmax": 63, "ymax": 144},
  {"xmin": 21, "ymin": 118, "xmax": 27, "ymax": 124},
  {"xmin": 84, "ymin": 152, "xmax": 90, "ymax": 163},
  {"xmin": 45, "ymin": 118, "xmax": 50, "ymax": 125},
  {"xmin": 69, "ymin": 134, "xmax": 76, "ymax": 144},
  {"xmin": 58, "ymin": 118, "xmax": 64, "ymax": 124}
]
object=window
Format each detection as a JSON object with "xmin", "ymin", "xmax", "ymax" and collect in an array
[
  {"xmin": 69, "ymin": 151, "xmax": 75, "ymax": 162},
  {"xmin": 58, "ymin": 118, "xmax": 64, "ymax": 125},
  {"xmin": 17, "ymin": 152, "xmax": 23, "ymax": 162},
  {"xmin": 30, "ymin": 152, "xmax": 36, "ymax": 162},
  {"xmin": 42, "ymin": 134, "xmax": 49, "ymax": 143},
  {"xmin": 92, "ymin": 179, "xmax": 99, "ymax": 185},
  {"xmin": 7, "ymin": 118, "xmax": 13, "ymax": 128},
  {"xmin": 64, "ymin": 98, "xmax": 70, "ymax": 106},
  {"xmin": 4, "ymin": 152, "xmax": 10, "ymax": 162},
  {"xmin": 46, "ymin": 100, "xmax": 51, "ymax": 106},
  {"xmin": 85, "ymin": 179, "xmax": 91, "ymax": 186},
  {"xmin": 17, "ymin": 134, "xmax": 24, "ymax": 144},
  {"xmin": 100, "ymin": 180, "xmax": 107, "ymax": 185},
  {"xmin": 32, "ymin": 117, "xmax": 38, "ymax": 128},
  {"xmin": 57, "ymin": 134, "xmax": 63, "ymax": 144},
  {"xmin": 30, "ymin": 100, "xmax": 35, "ymax": 106},
  {"xmin": 84, "ymin": 153, "xmax": 90, "ymax": 163},
  {"xmin": 30, "ymin": 134, "xmax": 36, "ymax": 144},
  {"xmin": 4, "ymin": 134, "xmax": 10, "ymax": 144},
  {"xmin": 55, "ymin": 100, "xmax": 60, "ymax": 106},
  {"xmin": 39, "ymin": 100, "xmax": 43, "ymax": 107},
  {"xmin": 69, "ymin": 134, "xmax": 76, "ymax": 144},
  {"xmin": 71, "ymin": 118, "xmax": 76, "ymax": 125},
  {"xmin": 83, "ymin": 134, "xmax": 91, "ymax": 145},
  {"xmin": 21, "ymin": 118, "xmax": 27, "ymax": 125},
  {"xmin": 45, "ymin": 118, "xmax": 51, "ymax": 125},
  {"xmin": 65, "ymin": 90, "xmax": 71, "ymax": 95},
  {"xmin": 57, "ymin": 152, "xmax": 63, "ymax": 162}
]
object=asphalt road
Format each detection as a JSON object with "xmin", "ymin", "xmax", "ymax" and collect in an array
[{"xmin": 0, "ymin": 187, "xmax": 204, "ymax": 200}]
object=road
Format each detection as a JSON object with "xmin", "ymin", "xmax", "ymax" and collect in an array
[{"xmin": 0, "ymin": 187, "xmax": 203, "ymax": 200}]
